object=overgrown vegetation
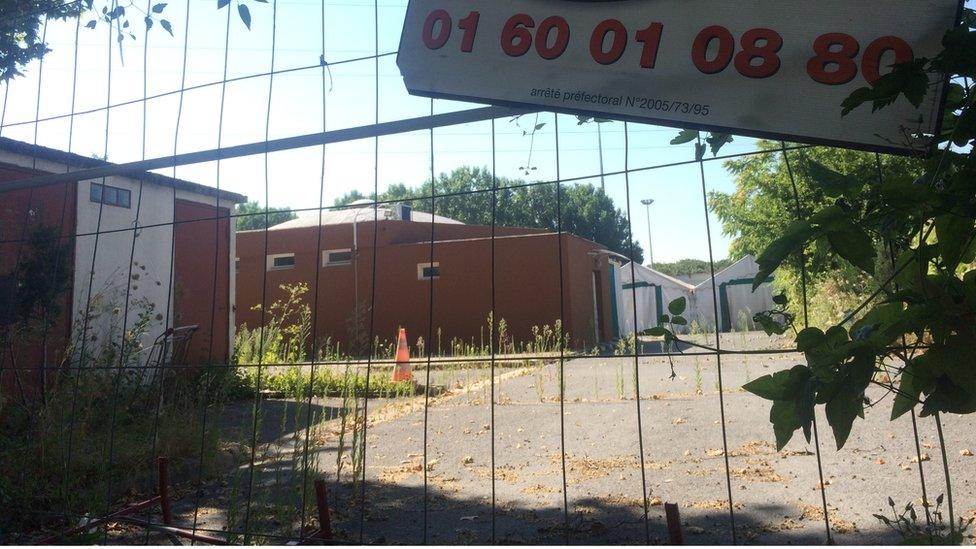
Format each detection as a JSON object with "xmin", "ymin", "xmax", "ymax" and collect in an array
[
  {"xmin": 713, "ymin": 143, "xmax": 923, "ymax": 328},
  {"xmin": 713, "ymin": 8, "xmax": 976, "ymax": 539},
  {"xmin": 739, "ymin": 10, "xmax": 976, "ymax": 448},
  {"xmin": 0, "ymin": 295, "xmax": 235, "ymax": 538},
  {"xmin": 874, "ymin": 495, "xmax": 975, "ymax": 545}
]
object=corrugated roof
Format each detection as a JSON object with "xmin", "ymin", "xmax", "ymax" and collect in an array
[
  {"xmin": 262, "ymin": 205, "xmax": 463, "ymax": 231},
  {"xmin": 0, "ymin": 137, "xmax": 248, "ymax": 203}
]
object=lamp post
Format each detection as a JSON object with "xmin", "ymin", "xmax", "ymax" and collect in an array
[
  {"xmin": 641, "ymin": 198, "xmax": 655, "ymax": 269},
  {"xmin": 597, "ymin": 120, "xmax": 606, "ymax": 191}
]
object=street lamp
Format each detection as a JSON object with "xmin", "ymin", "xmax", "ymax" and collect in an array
[{"xmin": 641, "ymin": 198, "xmax": 655, "ymax": 269}]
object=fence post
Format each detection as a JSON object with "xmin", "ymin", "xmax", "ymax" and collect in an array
[
  {"xmin": 157, "ymin": 457, "xmax": 173, "ymax": 526},
  {"xmin": 665, "ymin": 502, "xmax": 684, "ymax": 545}
]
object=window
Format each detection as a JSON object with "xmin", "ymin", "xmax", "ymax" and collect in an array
[
  {"xmin": 266, "ymin": 253, "xmax": 296, "ymax": 271},
  {"xmin": 322, "ymin": 249, "xmax": 353, "ymax": 267},
  {"xmin": 417, "ymin": 262, "xmax": 440, "ymax": 280},
  {"xmin": 90, "ymin": 182, "xmax": 131, "ymax": 208}
]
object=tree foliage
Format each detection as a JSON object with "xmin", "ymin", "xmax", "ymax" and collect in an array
[
  {"xmin": 652, "ymin": 258, "xmax": 733, "ymax": 279},
  {"xmin": 335, "ymin": 166, "xmax": 644, "ymax": 263},
  {"xmin": 16, "ymin": 225, "xmax": 72, "ymax": 331},
  {"xmin": 0, "ymin": 1, "xmax": 83, "ymax": 82},
  {"xmin": 0, "ymin": 0, "xmax": 264, "ymax": 83},
  {"xmin": 712, "ymin": 143, "xmax": 923, "ymax": 324},
  {"xmin": 733, "ymin": 7, "xmax": 976, "ymax": 470},
  {"xmin": 234, "ymin": 201, "xmax": 296, "ymax": 231}
]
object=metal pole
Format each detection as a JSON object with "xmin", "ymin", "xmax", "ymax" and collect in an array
[
  {"xmin": 597, "ymin": 122, "xmax": 605, "ymax": 191},
  {"xmin": 641, "ymin": 199, "xmax": 655, "ymax": 269}
]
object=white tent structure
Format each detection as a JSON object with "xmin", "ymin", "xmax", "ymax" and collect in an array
[
  {"xmin": 691, "ymin": 255, "xmax": 776, "ymax": 332},
  {"xmin": 612, "ymin": 255, "xmax": 775, "ymax": 336},
  {"xmin": 612, "ymin": 263, "xmax": 695, "ymax": 336}
]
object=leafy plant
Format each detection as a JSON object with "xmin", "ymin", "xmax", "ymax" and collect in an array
[
  {"xmin": 874, "ymin": 495, "xmax": 974, "ymax": 545},
  {"xmin": 738, "ymin": 9, "xmax": 976, "ymax": 452}
]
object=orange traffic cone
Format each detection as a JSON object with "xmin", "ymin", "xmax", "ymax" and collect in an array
[{"xmin": 391, "ymin": 328, "xmax": 412, "ymax": 382}]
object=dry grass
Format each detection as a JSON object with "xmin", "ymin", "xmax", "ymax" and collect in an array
[
  {"xmin": 469, "ymin": 466, "xmax": 520, "ymax": 482},
  {"xmin": 797, "ymin": 504, "xmax": 858, "ymax": 534},
  {"xmin": 686, "ymin": 467, "xmax": 719, "ymax": 477},
  {"xmin": 521, "ymin": 483, "xmax": 559, "ymax": 495},
  {"xmin": 730, "ymin": 461, "xmax": 784, "ymax": 483},
  {"xmin": 378, "ymin": 461, "xmax": 423, "ymax": 483},
  {"xmin": 688, "ymin": 499, "xmax": 745, "ymax": 510},
  {"xmin": 551, "ymin": 454, "xmax": 671, "ymax": 485}
]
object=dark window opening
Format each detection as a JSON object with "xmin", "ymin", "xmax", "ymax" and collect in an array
[{"xmin": 90, "ymin": 182, "xmax": 131, "ymax": 209}]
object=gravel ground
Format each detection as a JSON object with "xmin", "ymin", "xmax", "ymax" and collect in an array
[{"xmin": 159, "ymin": 333, "xmax": 975, "ymax": 545}]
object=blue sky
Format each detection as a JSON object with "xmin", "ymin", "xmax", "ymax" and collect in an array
[{"xmin": 0, "ymin": 0, "xmax": 820, "ymax": 264}]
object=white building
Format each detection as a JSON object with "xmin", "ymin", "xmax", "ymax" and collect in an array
[
  {"xmin": 0, "ymin": 137, "xmax": 246, "ymax": 373},
  {"xmin": 612, "ymin": 255, "xmax": 775, "ymax": 335}
]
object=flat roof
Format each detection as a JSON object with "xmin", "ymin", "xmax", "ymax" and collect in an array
[
  {"xmin": 0, "ymin": 137, "xmax": 248, "ymax": 203},
  {"xmin": 255, "ymin": 206, "xmax": 463, "ymax": 231}
]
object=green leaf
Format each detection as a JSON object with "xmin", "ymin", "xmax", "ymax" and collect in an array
[
  {"xmin": 920, "ymin": 377, "xmax": 976, "ymax": 417},
  {"xmin": 668, "ymin": 297, "xmax": 687, "ymax": 316},
  {"xmin": 809, "ymin": 205, "xmax": 850, "ymax": 232},
  {"xmin": 743, "ymin": 365, "xmax": 809, "ymax": 401},
  {"xmin": 827, "ymin": 225, "xmax": 875, "ymax": 274},
  {"xmin": 841, "ymin": 87, "xmax": 874, "ymax": 117},
  {"xmin": 964, "ymin": 270, "xmax": 976, "ymax": 308},
  {"xmin": 952, "ymin": 103, "xmax": 976, "ymax": 148},
  {"xmin": 823, "ymin": 354, "xmax": 873, "ymax": 449},
  {"xmin": 642, "ymin": 327, "xmax": 667, "ymax": 337},
  {"xmin": 795, "ymin": 327, "xmax": 826, "ymax": 352},
  {"xmin": 891, "ymin": 362, "xmax": 923, "ymax": 420},
  {"xmin": 772, "ymin": 293, "xmax": 788, "ymax": 306},
  {"xmin": 694, "ymin": 142, "xmax": 707, "ymax": 162},
  {"xmin": 754, "ymin": 219, "xmax": 814, "ymax": 289},
  {"xmin": 670, "ymin": 129, "xmax": 699, "ymax": 145},
  {"xmin": 804, "ymin": 160, "xmax": 862, "ymax": 198},
  {"xmin": 825, "ymin": 386, "xmax": 862, "ymax": 450},
  {"xmin": 941, "ymin": 337, "xmax": 976, "ymax": 398},
  {"xmin": 706, "ymin": 133, "xmax": 733, "ymax": 156},
  {"xmin": 770, "ymin": 399, "xmax": 801, "ymax": 451},
  {"xmin": 744, "ymin": 373, "xmax": 790, "ymax": 401},
  {"xmin": 935, "ymin": 214, "xmax": 975, "ymax": 269},
  {"xmin": 238, "ymin": 3, "xmax": 251, "ymax": 29},
  {"xmin": 671, "ymin": 315, "xmax": 687, "ymax": 326}
]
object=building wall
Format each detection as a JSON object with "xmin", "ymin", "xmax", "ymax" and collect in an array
[
  {"xmin": 73, "ymin": 176, "xmax": 177, "ymax": 365},
  {"xmin": 0, "ymin": 162, "xmax": 76, "ymax": 397},
  {"xmin": 173, "ymin": 200, "xmax": 233, "ymax": 364},
  {"xmin": 235, "ymin": 220, "xmax": 615, "ymax": 356},
  {"xmin": 0, "ymin": 148, "xmax": 239, "ymax": 386}
]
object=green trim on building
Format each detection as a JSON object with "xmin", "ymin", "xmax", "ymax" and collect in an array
[
  {"xmin": 718, "ymin": 276, "xmax": 774, "ymax": 332},
  {"xmin": 622, "ymin": 281, "xmax": 664, "ymax": 329},
  {"xmin": 609, "ymin": 266, "xmax": 620, "ymax": 339}
]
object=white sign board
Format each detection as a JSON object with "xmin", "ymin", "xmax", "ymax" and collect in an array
[{"xmin": 397, "ymin": 0, "xmax": 962, "ymax": 155}]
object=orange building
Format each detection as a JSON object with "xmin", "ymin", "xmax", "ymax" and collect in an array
[{"xmin": 235, "ymin": 202, "xmax": 618, "ymax": 354}]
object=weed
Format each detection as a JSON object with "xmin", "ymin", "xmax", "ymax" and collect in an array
[
  {"xmin": 694, "ymin": 359, "xmax": 704, "ymax": 395},
  {"xmin": 874, "ymin": 495, "xmax": 974, "ymax": 545}
]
